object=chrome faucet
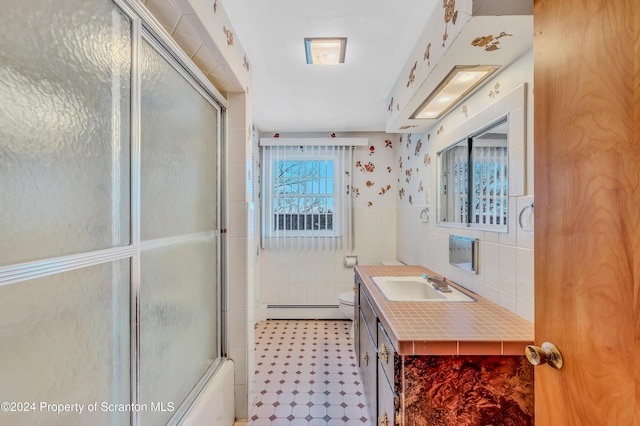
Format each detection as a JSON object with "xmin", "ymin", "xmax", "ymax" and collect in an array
[{"xmin": 422, "ymin": 273, "xmax": 452, "ymax": 293}]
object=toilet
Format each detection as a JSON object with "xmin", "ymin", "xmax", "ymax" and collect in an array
[
  {"xmin": 338, "ymin": 291, "xmax": 355, "ymax": 320},
  {"xmin": 338, "ymin": 291, "xmax": 356, "ymax": 339}
]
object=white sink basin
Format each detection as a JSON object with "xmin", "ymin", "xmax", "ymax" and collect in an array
[{"xmin": 371, "ymin": 276, "xmax": 475, "ymax": 302}]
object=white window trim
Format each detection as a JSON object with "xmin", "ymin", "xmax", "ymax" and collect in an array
[
  {"xmin": 259, "ymin": 138, "xmax": 364, "ymax": 250},
  {"xmin": 265, "ymin": 148, "xmax": 341, "ymax": 238}
]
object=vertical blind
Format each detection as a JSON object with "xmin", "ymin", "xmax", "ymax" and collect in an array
[
  {"xmin": 439, "ymin": 117, "xmax": 508, "ymax": 230},
  {"xmin": 442, "ymin": 142, "xmax": 508, "ymax": 227},
  {"xmin": 260, "ymin": 138, "xmax": 367, "ymax": 251},
  {"xmin": 444, "ymin": 143, "xmax": 469, "ymax": 224},
  {"xmin": 471, "ymin": 143, "xmax": 508, "ymax": 226}
]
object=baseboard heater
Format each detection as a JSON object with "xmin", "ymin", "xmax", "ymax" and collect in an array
[
  {"xmin": 267, "ymin": 304, "xmax": 338, "ymax": 309},
  {"xmin": 264, "ymin": 304, "xmax": 344, "ymax": 320}
]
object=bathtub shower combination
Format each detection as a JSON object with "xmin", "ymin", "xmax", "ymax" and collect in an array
[{"xmin": 0, "ymin": 0, "xmax": 229, "ymax": 424}]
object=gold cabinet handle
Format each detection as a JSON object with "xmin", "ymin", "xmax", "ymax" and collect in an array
[
  {"xmin": 378, "ymin": 411, "xmax": 388, "ymax": 426},
  {"xmin": 362, "ymin": 351, "xmax": 369, "ymax": 366},
  {"xmin": 379, "ymin": 343, "xmax": 389, "ymax": 364}
]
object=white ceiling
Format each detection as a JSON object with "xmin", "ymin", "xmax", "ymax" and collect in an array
[{"xmin": 221, "ymin": 0, "xmax": 438, "ymax": 133}]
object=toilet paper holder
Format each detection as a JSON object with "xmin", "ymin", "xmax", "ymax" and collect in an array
[{"xmin": 344, "ymin": 255, "xmax": 358, "ymax": 267}]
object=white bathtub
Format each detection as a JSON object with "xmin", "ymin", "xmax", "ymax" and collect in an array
[{"xmin": 181, "ymin": 359, "xmax": 235, "ymax": 426}]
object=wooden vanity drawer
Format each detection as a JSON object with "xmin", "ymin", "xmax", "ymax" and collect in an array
[
  {"xmin": 359, "ymin": 309, "xmax": 377, "ymax": 420},
  {"xmin": 377, "ymin": 321, "xmax": 397, "ymax": 384},
  {"xmin": 360, "ymin": 286, "xmax": 378, "ymax": 345},
  {"xmin": 378, "ymin": 366, "xmax": 399, "ymax": 426}
]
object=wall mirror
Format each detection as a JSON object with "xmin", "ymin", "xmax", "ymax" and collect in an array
[{"xmin": 437, "ymin": 117, "xmax": 509, "ymax": 232}]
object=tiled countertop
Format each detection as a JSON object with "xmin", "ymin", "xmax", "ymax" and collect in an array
[{"xmin": 354, "ymin": 264, "xmax": 534, "ymax": 356}]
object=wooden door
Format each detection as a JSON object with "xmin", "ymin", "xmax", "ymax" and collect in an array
[{"xmin": 533, "ymin": 0, "xmax": 640, "ymax": 424}]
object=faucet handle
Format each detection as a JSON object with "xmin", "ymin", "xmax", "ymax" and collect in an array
[{"xmin": 429, "ymin": 276, "xmax": 452, "ymax": 292}]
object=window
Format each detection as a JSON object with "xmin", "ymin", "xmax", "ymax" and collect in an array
[
  {"xmin": 438, "ymin": 118, "xmax": 509, "ymax": 231},
  {"xmin": 261, "ymin": 141, "xmax": 361, "ymax": 250},
  {"xmin": 272, "ymin": 155, "xmax": 337, "ymax": 234}
]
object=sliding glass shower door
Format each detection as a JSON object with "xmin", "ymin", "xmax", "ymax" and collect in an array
[
  {"xmin": 0, "ymin": 0, "xmax": 224, "ymax": 424},
  {"xmin": 139, "ymin": 35, "xmax": 220, "ymax": 425},
  {"xmin": 0, "ymin": 0, "xmax": 133, "ymax": 424}
]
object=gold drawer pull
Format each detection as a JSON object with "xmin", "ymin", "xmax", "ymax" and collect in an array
[
  {"xmin": 379, "ymin": 343, "xmax": 389, "ymax": 364},
  {"xmin": 378, "ymin": 411, "xmax": 388, "ymax": 426}
]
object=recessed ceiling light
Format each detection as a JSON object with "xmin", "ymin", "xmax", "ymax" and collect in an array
[
  {"xmin": 304, "ymin": 38, "xmax": 347, "ymax": 65},
  {"xmin": 411, "ymin": 65, "xmax": 500, "ymax": 119}
]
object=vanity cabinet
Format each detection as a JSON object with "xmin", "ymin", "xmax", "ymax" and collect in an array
[
  {"xmin": 357, "ymin": 279, "xmax": 378, "ymax": 421},
  {"xmin": 358, "ymin": 309, "xmax": 377, "ymax": 419},
  {"xmin": 354, "ymin": 268, "xmax": 534, "ymax": 426},
  {"xmin": 377, "ymin": 369, "xmax": 396, "ymax": 426},
  {"xmin": 356, "ymin": 277, "xmax": 398, "ymax": 425},
  {"xmin": 377, "ymin": 322, "xmax": 399, "ymax": 425}
]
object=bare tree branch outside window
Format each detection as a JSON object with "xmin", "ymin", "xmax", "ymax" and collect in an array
[{"xmin": 272, "ymin": 159, "xmax": 335, "ymax": 231}]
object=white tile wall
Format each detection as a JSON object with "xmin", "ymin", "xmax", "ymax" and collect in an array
[
  {"xmin": 228, "ymin": 201, "xmax": 248, "ymax": 239},
  {"xmin": 227, "ymin": 92, "xmax": 254, "ymax": 419},
  {"xmin": 479, "ymin": 280, "xmax": 501, "ymax": 305},
  {"xmin": 235, "ymin": 384, "xmax": 248, "ymax": 421},
  {"xmin": 144, "ymin": 0, "xmax": 247, "ymax": 93},
  {"xmin": 481, "ymin": 242, "xmax": 501, "ymax": 285},
  {"xmin": 228, "ymin": 164, "xmax": 248, "ymax": 202},
  {"xmin": 499, "ymin": 199, "xmax": 518, "ymax": 246},
  {"xmin": 516, "ymin": 298, "xmax": 534, "ymax": 323},
  {"xmin": 509, "ymin": 145, "xmax": 526, "ymax": 196},
  {"xmin": 171, "ymin": 14, "xmax": 203, "ymax": 57},
  {"xmin": 228, "ymin": 238, "xmax": 248, "ymax": 275},
  {"xmin": 516, "ymin": 248, "xmax": 535, "ymax": 305},
  {"xmin": 498, "ymin": 245, "xmax": 517, "ymax": 296},
  {"xmin": 228, "ymin": 272, "xmax": 248, "ymax": 311},
  {"xmin": 499, "ymin": 292, "xmax": 517, "ymax": 313},
  {"xmin": 144, "ymin": 0, "xmax": 182, "ymax": 33}
]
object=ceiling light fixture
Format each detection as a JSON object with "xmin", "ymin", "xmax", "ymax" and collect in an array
[
  {"xmin": 304, "ymin": 37, "xmax": 347, "ymax": 65},
  {"xmin": 411, "ymin": 65, "xmax": 500, "ymax": 119}
]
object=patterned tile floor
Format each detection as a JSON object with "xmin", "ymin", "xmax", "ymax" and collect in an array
[{"xmin": 249, "ymin": 320, "xmax": 372, "ymax": 426}]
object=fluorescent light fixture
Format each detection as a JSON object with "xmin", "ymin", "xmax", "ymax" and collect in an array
[
  {"xmin": 304, "ymin": 38, "xmax": 347, "ymax": 65},
  {"xmin": 411, "ymin": 65, "xmax": 500, "ymax": 119}
]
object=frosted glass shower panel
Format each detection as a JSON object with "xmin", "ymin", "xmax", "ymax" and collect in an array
[
  {"xmin": 140, "ymin": 236, "xmax": 218, "ymax": 425},
  {"xmin": 0, "ymin": 0, "xmax": 132, "ymax": 266},
  {"xmin": 140, "ymin": 39, "xmax": 218, "ymax": 241},
  {"xmin": 0, "ymin": 261, "xmax": 130, "ymax": 426}
]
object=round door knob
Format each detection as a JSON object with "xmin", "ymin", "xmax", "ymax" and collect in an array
[{"xmin": 525, "ymin": 342, "xmax": 564, "ymax": 369}]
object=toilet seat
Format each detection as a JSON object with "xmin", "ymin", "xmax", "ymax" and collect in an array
[{"xmin": 338, "ymin": 291, "xmax": 354, "ymax": 306}]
